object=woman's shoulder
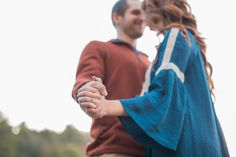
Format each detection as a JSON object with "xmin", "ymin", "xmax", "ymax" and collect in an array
[{"xmin": 162, "ymin": 28, "xmax": 190, "ymax": 50}]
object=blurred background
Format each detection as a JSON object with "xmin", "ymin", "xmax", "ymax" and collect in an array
[{"xmin": 0, "ymin": 0, "xmax": 235, "ymax": 156}]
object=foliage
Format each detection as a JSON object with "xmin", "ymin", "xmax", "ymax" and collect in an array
[{"xmin": 0, "ymin": 112, "xmax": 90, "ymax": 157}]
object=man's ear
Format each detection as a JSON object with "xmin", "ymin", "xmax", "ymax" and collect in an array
[{"xmin": 112, "ymin": 12, "xmax": 122, "ymax": 26}]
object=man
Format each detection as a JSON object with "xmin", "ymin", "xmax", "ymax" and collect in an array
[{"xmin": 72, "ymin": 0, "xmax": 149, "ymax": 156}]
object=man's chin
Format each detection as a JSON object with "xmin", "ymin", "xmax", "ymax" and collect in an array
[
  {"xmin": 132, "ymin": 32, "xmax": 143, "ymax": 39},
  {"xmin": 133, "ymin": 29, "xmax": 144, "ymax": 37}
]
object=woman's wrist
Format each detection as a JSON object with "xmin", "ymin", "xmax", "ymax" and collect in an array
[
  {"xmin": 103, "ymin": 100, "xmax": 128, "ymax": 116},
  {"xmin": 102, "ymin": 99, "xmax": 110, "ymax": 116}
]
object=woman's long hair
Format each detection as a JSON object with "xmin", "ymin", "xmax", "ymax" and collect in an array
[{"xmin": 143, "ymin": 0, "xmax": 215, "ymax": 96}]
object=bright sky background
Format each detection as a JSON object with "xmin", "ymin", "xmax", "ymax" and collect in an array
[{"xmin": 0, "ymin": 0, "xmax": 235, "ymax": 155}]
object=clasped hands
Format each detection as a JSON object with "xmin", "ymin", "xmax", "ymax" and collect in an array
[{"xmin": 76, "ymin": 76, "xmax": 108, "ymax": 119}]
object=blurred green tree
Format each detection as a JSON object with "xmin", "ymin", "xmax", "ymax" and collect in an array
[{"xmin": 0, "ymin": 111, "xmax": 91, "ymax": 157}]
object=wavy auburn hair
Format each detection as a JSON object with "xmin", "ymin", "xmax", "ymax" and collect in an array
[{"xmin": 143, "ymin": 0, "xmax": 215, "ymax": 96}]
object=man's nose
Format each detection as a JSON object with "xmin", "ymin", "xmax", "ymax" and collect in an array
[
  {"xmin": 140, "ymin": 13, "xmax": 145, "ymax": 21},
  {"xmin": 139, "ymin": 13, "xmax": 146, "ymax": 25}
]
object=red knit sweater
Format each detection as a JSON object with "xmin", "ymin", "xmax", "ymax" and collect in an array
[{"xmin": 72, "ymin": 39, "xmax": 150, "ymax": 157}]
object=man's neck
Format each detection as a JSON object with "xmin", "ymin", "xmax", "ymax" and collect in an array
[{"xmin": 117, "ymin": 32, "xmax": 137, "ymax": 48}]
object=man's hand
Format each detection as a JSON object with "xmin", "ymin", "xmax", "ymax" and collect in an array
[
  {"xmin": 76, "ymin": 76, "xmax": 108, "ymax": 118},
  {"xmin": 77, "ymin": 76, "xmax": 107, "ymax": 97}
]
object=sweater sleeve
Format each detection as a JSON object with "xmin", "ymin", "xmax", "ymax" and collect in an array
[
  {"xmin": 119, "ymin": 28, "xmax": 192, "ymax": 151},
  {"xmin": 71, "ymin": 41, "xmax": 105, "ymax": 100}
]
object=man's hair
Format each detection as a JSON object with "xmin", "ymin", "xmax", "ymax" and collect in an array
[{"xmin": 111, "ymin": 0, "xmax": 129, "ymax": 26}]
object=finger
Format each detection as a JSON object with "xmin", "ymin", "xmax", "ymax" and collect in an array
[
  {"xmin": 92, "ymin": 76, "xmax": 103, "ymax": 83},
  {"xmin": 80, "ymin": 102, "xmax": 96, "ymax": 109},
  {"xmin": 77, "ymin": 84, "xmax": 99, "ymax": 93},
  {"xmin": 79, "ymin": 80, "xmax": 108, "ymax": 96},
  {"xmin": 77, "ymin": 91, "xmax": 101, "ymax": 99},
  {"xmin": 77, "ymin": 97, "xmax": 93, "ymax": 103},
  {"xmin": 86, "ymin": 108, "xmax": 102, "ymax": 119},
  {"xmin": 86, "ymin": 108, "xmax": 99, "ymax": 118},
  {"xmin": 94, "ymin": 82, "xmax": 108, "ymax": 96},
  {"xmin": 86, "ymin": 108, "xmax": 97, "ymax": 114},
  {"xmin": 77, "ymin": 82, "xmax": 93, "ymax": 93}
]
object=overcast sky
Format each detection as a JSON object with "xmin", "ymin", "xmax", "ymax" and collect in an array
[{"xmin": 0, "ymin": 0, "xmax": 235, "ymax": 155}]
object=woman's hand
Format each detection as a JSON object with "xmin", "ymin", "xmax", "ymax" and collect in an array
[
  {"xmin": 77, "ymin": 89, "xmax": 108, "ymax": 119},
  {"xmin": 77, "ymin": 76, "xmax": 108, "ymax": 119}
]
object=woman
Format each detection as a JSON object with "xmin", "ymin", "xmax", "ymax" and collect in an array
[{"xmin": 78, "ymin": 0, "xmax": 230, "ymax": 156}]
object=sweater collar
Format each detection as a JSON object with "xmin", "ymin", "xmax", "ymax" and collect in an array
[{"xmin": 110, "ymin": 39, "xmax": 140, "ymax": 54}]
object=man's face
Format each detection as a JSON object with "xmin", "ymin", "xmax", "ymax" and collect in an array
[{"xmin": 119, "ymin": 0, "xmax": 146, "ymax": 39}]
